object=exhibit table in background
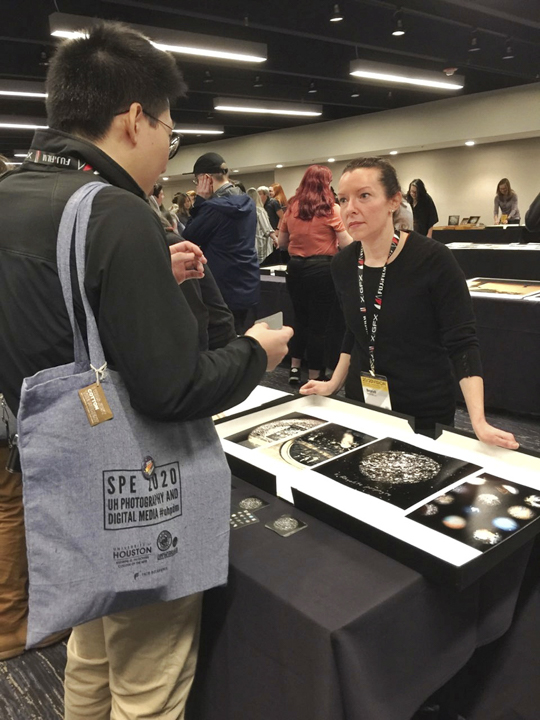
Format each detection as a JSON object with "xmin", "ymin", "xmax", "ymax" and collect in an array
[
  {"xmin": 470, "ymin": 295, "xmax": 540, "ymax": 415},
  {"xmin": 259, "ymin": 270, "xmax": 540, "ymax": 415},
  {"xmin": 434, "ymin": 226, "xmax": 540, "ymax": 245},
  {"xmin": 186, "ymin": 476, "xmax": 531, "ymax": 720},
  {"xmin": 448, "ymin": 243, "xmax": 540, "ymax": 281}
]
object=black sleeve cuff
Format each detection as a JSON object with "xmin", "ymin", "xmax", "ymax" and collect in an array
[{"xmin": 451, "ymin": 346, "xmax": 483, "ymax": 380}]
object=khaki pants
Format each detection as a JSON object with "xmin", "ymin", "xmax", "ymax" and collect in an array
[
  {"xmin": 64, "ymin": 592, "xmax": 202, "ymax": 720},
  {"xmin": 0, "ymin": 444, "xmax": 28, "ymax": 659}
]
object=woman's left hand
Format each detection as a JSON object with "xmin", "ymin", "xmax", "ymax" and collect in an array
[{"xmin": 472, "ymin": 419, "xmax": 519, "ymax": 450}]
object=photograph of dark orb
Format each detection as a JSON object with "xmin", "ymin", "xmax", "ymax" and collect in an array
[{"xmin": 314, "ymin": 437, "xmax": 481, "ymax": 510}]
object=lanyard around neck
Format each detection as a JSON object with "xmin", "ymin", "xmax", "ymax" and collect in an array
[{"xmin": 357, "ymin": 234, "xmax": 399, "ymax": 376}]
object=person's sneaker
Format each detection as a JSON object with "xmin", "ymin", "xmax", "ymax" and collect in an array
[{"xmin": 289, "ymin": 367, "xmax": 301, "ymax": 384}]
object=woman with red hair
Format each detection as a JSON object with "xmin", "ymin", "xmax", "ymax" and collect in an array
[
  {"xmin": 270, "ymin": 182, "xmax": 288, "ymax": 211},
  {"xmin": 278, "ymin": 164, "xmax": 352, "ymax": 383}
]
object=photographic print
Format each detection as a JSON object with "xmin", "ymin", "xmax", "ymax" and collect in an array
[
  {"xmin": 258, "ymin": 424, "xmax": 377, "ymax": 469},
  {"xmin": 314, "ymin": 438, "xmax": 480, "ymax": 510},
  {"xmin": 448, "ymin": 215, "xmax": 460, "ymax": 226},
  {"xmin": 407, "ymin": 473, "xmax": 540, "ymax": 552},
  {"xmin": 467, "ymin": 278, "xmax": 540, "ymax": 298},
  {"xmin": 226, "ymin": 413, "xmax": 327, "ymax": 449}
]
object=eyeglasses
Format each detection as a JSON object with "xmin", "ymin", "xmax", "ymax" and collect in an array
[{"xmin": 114, "ymin": 108, "xmax": 180, "ymax": 160}]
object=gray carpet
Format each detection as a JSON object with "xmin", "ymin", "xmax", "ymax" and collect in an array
[{"xmin": 1, "ymin": 366, "xmax": 539, "ymax": 719}]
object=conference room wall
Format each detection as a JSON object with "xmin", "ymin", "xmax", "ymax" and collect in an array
[{"xmin": 276, "ymin": 136, "xmax": 540, "ymax": 228}]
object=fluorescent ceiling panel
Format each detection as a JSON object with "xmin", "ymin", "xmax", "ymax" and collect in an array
[
  {"xmin": 0, "ymin": 80, "xmax": 47, "ymax": 98},
  {"xmin": 49, "ymin": 13, "xmax": 267, "ymax": 63},
  {"xmin": 350, "ymin": 60, "xmax": 464, "ymax": 91},
  {"xmin": 214, "ymin": 97, "xmax": 322, "ymax": 117}
]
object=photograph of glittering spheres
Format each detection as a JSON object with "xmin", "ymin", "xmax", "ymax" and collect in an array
[
  {"xmin": 407, "ymin": 473, "xmax": 540, "ymax": 552},
  {"xmin": 259, "ymin": 424, "xmax": 376, "ymax": 469},
  {"xmin": 314, "ymin": 438, "xmax": 481, "ymax": 510},
  {"xmin": 226, "ymin": 413, "xmax": 326, "ymax": 449}
]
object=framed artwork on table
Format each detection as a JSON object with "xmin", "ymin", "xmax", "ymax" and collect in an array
[
  {"xmin": 468, "ymin": 216, "xmax": 480, "ymax": 226},
  {"xmin": 460, "ymin": 217, "xmax": 470, "ymax": 225},
  {"xmin": 448, "ymin": 215, "xmax": 460, "ymax": 226}
]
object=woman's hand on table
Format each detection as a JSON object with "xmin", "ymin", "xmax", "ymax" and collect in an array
[{"xmin": 472, "ymin": 419, "xmax": 520, "ymax": 450}]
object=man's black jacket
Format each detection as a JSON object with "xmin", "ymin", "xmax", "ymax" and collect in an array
[{"xmin": 0, "ymin": 128, "xmax": 266, "ymax": 417}]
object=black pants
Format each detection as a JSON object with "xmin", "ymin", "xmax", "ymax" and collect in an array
[
  {"xmin": 231, "ymin": 306, "xmax": 256, "ymax": 335},
  {"xmin": 286, "ymin": 256, "xmax": 339, "ymax": 371}
]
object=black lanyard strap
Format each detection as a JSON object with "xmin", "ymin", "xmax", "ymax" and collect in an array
[
  {"xmin": 357, "ymin": 234, "xmax": 399, "ymax": 376},
  {"xmin": 23, "ymin": 149, "xmax": 94, "ymax": 172}
]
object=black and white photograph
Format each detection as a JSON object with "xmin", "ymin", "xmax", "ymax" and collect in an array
[
  {"xmin": 314, "ymin": 438, "xmax": 481, "ymax": 510},
  {"xmin": 225, "ymin": 412, "xmax": 327, "ymax": 449}
]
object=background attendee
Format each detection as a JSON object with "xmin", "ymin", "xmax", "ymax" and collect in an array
[
  {"xmin": 247, "ymin": 186, "xmax": 277, "ymax": 263},
  {"xmin": 494, "ymin": 178, "xmax": 520, "ymax": 224},
  {"xmin": 525, "ymin": 191, "xmax": 540, "ymax": 232},
  {"xmin": 183, "ymin": 152, "xmax": 260, "ymax": 334},
  {"xmin": 301, "ymin": 157, "xmax": 518, "ymax": 450},
  {"xmin": 150, "ymin": 182, "xmax": 165, "ymax": 212},
  {"xmin": 406, "ymin": 178, "xmax": 439, "ymax": 237},
  {"xmin": 278, "ymin": 164, "xmax": 352, "ymax": 384},
  {"xmin": 172, "ymin": 191, "xmax": 192, "ymax": 231},
  {"xmin": 270, "ymin": 182, "xmax": 288, "ymax": 211},
  {"xmin": 0, "ymin": 20, "xmax": 292, "ymax": 713},
  {"xmin": 258, "ymin": 185, "xmax": 282, "ymax": 230}
]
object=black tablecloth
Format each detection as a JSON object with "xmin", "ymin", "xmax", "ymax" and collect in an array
[
  {"xmin": 187, "ymin": 477, "xmax": 531, "ymax": 720},
  {"xmin": 451, "ymin": 247, "xmax": 540, "ymax": 281},
  {"xmin": 434, "ymin": 227, "xmax": 540, "ymax": 244},
  {"xmin": 473, "ymin": 297, "xmax": 540, "ymax": 415},
  {"xmin": 259, "ymin": 275, "xmax": 540, "ymax": 415}
]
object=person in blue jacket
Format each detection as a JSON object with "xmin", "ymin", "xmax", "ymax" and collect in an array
[{"xmin": 183, "ymin": 152, "xmax": 259, "ymax": 334}]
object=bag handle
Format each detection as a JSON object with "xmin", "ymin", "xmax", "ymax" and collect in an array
[{"xmin": 56, "ymin": 182, "xmax": 109, "ymax": 369}]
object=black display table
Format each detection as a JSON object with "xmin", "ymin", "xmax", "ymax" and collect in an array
[
  {"xmin": 187, "ymin": 476, "xmax": 531, "ymax": 720},
  {"xmin": 449, "ymin": 245, "xmax": 540, "ymax": 281},
  {"xmin": 434, "ymin": 226, "xmax": 540, "ymax": 244},
  {"xmin": 258, "ymin": 274, "xmax": 540, "ymax": 415}
]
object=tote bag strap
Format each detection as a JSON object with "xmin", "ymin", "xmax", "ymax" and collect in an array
[{"xmin": 56, "ymin": 181, "xmax": 110, "ymax": 369}]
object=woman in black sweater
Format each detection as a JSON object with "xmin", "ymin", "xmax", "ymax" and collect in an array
[
  {"xmin": 406, "ymin": 178, "xmax": 438, "ymax": 237},
  {"xmin": 301, "ymin": 157, "xmax": 518, "ymax": 449}
]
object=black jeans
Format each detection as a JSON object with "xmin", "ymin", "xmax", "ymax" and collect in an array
[{"xmin": 286, "ymin": 256, "xmax": 339, "ymax": 371}]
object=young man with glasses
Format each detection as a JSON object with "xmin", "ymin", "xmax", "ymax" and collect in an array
[{"xmin": 0, "ymin": 20, "xmax": 291, "ymax": 719}]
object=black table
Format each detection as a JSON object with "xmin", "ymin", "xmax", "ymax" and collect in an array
[
  {"xmin": 473, "ymin": 296, "xmax": 540, "ymax": 415},
  {"xmin": 259, "ymin": 274, "xmax": 540, "ymax": 415},
  {"xmin": 187, "ymin": 476, "xmax": 530, "ymax": 720},
  {"xmin": 434, "ymin": 227, "xmax": 540, "ymax": 245},
  {"xmin": 449, "ymin": 245, "xmax": 540, "ymax": 281}
]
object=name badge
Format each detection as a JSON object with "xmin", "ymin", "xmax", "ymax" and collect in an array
[{"xmin": 360, "ymin": 372, "xmax": 392, "ymax": 410}]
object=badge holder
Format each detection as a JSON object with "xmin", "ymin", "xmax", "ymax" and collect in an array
[{"xmin": 360, "ymin": 372, "xmax": 392, "ymax": 410}]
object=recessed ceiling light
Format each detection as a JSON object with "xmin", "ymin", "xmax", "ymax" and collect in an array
[
  {"xmin": 350, "ymin": 60, "xmax": 464, "ymax": 91},
  {"xmin": 49, "ymin": 12, "xmax": 267, "ymax": 63},
  {"xmin": 389, "ymin": 150, "xmax": 399, "ymax": 155},
  {"xmin": 214, "ymin": 97, "xmax": 322, "ymax": 117},
  {"xmin": 162, "ymin": 177, "xmax": 169, "ymax": 181},
  {"xmin": 327, "ymin": 158, "xmax": 335, "ymax": 162},
  {"xmin": 232, "ymin": 169, "xmax": 239, "ymax": 173},
  {"xmin": 276, "ymin": 164, "xmax": 283, "ymax": 168},
  {"xmin": 465, "ymin": 140, "xmax": 475, "ymax": 146}
]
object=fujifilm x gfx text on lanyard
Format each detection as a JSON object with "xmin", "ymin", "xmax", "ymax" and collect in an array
[{"xmin": 358, "ymin": 234, "xmax": 399, "ymax": 409}]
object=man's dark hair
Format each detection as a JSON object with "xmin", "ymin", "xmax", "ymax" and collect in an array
[
  {"xmin": 342, "ymin": 157, "xmax": 401, "ymax": 199},
  {"xmin": 46, "ymin": 21, "xmax": 187, "ymax": 140}
]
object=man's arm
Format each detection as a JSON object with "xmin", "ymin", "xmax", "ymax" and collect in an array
[{"xmin": 85, "ymin": 192, "xmax": 285, "ymax": 421}]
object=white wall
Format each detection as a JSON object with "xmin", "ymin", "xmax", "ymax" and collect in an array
[{"xmin": 275, "ymin": 136, "xmax": 540, "ymax": 227}]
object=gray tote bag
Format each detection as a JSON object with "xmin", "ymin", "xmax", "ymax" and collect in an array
[{"xmin": 18, "ymin": 182, "xmax": 231, "ymax": 648}]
